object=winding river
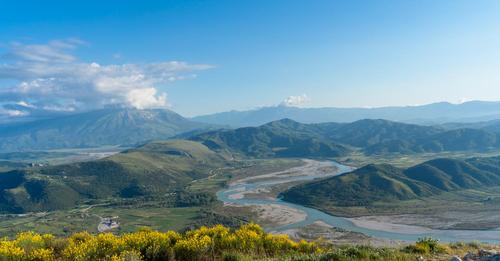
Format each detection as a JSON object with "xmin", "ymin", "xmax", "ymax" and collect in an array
[{"xmin": 216, "ymin": 160, "xmax": 500, "ymax": 243}]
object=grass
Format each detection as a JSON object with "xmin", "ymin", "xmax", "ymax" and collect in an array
[
  {"xmin": 0, "ymin": 147, "xmax": 126, "ymax": 166},
  {"xmin": 187, "ymin": 158, "xmax": 304, "ymax": 193},
  {"xmin": 336, "ymin": 150, "xmax": 500, "ymax": 168},
  {"xmin": 188, "ymin": 173, "xmax": 232, "ymax": 193},
  {"xmin": 91, "ymin": 206, "xmax": 200, "ymax": 233},
  {"xmin": 0, "ymin": 140, "xmax": 232, "ymax": 213},
  {"xmin": 227, "ymin": 158, "xmax": 305, "ymax": 180},
  {"xmin": 0, "ymin": 204, "xmax": 200, "ymax": 237},
  {"xmin": 0, "ymin": 156, "xmax": 301, "ymax": 238}
]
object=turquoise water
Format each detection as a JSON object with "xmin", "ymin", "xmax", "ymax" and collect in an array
[{"xmin": 216, "ymin": 161, "xmax": 500, "ymax": 243}]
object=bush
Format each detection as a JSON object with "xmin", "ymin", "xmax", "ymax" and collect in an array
[
  {"xmin": 404, "ymin": 237, "xmax": 448, "ymax": 254},
  {"xmin": 0, "ymin": 224, "xmax": 320, "ymax": 261}
]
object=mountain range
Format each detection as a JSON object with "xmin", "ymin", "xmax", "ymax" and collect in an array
[
  {"xmin": 192, "ymin": 101, "xmax": 500, "ymax": 127},
  {"xmin": 3, "ymin": 105, "xmax": 500, "ymax": 157},
  {"xmin": 0, "ymin": 108, "xmax": 213, "ymax": 151},
  {"xmin": 190, "ymin": 118, "xmax": 500, "ymax": 157}
]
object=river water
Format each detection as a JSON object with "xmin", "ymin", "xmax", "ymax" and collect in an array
[{"xmin": 216, "ymin": 161, "xmax": 500, "ymax": 243}]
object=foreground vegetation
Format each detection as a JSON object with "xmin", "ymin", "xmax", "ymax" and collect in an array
[
  {"xmin": 0, "ymin": 223, "xmax": 320, "ymax": 261},
  {"xmin": 0, "ymin": 224, "xmax": 498, "ymax": 261}
]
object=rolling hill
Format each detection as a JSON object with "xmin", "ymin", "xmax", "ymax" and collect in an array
[
  {"xmin": 2, "ymin": 107, "xmax": 500, "ymax": 156},
  {"xmin": 438, "ymin": 118, "xmax": 500, "ymax": 133},
  {"xmin": 190, "ymin": 119, "xmax": 350, "ymax": 158},
  {"xmin": 0, "ymin": 140, "xmax": 228, "ymax": 213},
  {"xmin": 190, "ymin": 118, "xmax": 500, "ymax": 156},
  {"xmin": 281, "ymin": 164, "xmax": 440, "ymax": 208},
  {"xmin": 326, "ymin": 119, "xmax": 441, "ymax": 148},
  {"xmin": 364, "ymin": 128, "xmax": 500, "ymax": 155},
  {"xmin": 282, "ymin": 156, "xmax": 500, "ymax": 210},
  {"xmin": 0, "ymin": 108, "xmax": 213, "ymax": 151}
]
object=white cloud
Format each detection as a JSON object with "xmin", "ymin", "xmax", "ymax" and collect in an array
[
  {"xmin": 0, "ymin": 39, "xmax": 213, "ymax": 114},
  {"xmin": 126, "ymin": 88, "xmax": 168, "ymax": 109},
  {"xmin": 0, "ymin": 108, "xmax": 28, "ymax": 117},
  {"xmin": 16, "ymin": 100, "xmax": 36, "ymax": 108},
  {"xmin": 4, "ymin": 40, "xmax": 79, "ymax": 63},
  {"xmin": 280, "ymin": 94, "xmax": 311, "ymax": 107}
]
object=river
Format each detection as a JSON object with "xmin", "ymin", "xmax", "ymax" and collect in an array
[{"xmin": 216, "ymin": 160, "xmax": 500, "ymax": 243}]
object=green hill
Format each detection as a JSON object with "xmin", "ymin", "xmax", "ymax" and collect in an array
[
  {"xmin": 328, "ymin": 119, "xmax": 441, "ymax": 148},
  {"xmin": 3, "ymin": 113, "xmax": 499, "ymax": 157},
  {"xmin": 190, "ymin": 118, "xmax": 500, "ymax": 157},
  {"xmin": 344, "ymin": 121, "xmax": 500, "ymax": 155},
  {"xmin": 364, "ymin": 139, "xmax": 424, "ymax": 155},
  {"xmin": 282, "ymin": 164, "xmax": 440, "ymax": 207},
  {"xmin": 419, "ymin": 128, "xmax": 498, "ymax": 152},
  {"xmin": 404, "ymin": 158, "xmax": 500, "ymax": 190},
  {"xmin": 191, "ymin": 119, "xmax": 350, "ymax": 158},
  {"xmin": 282, "ymin": 156, "xmax": 500, "ymax": 210},
  {"xmin": 0, "ymin": 140, "xmax": 228, "ymax": 213}
]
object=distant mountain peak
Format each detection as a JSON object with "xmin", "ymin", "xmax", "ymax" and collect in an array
[
  {"xmin": 192, "ymin": 100, "xmax": 500, "ymax": 127},
  {"xmin": 0, "ymin": 108, "xmax": 213, "ymax": 151}
]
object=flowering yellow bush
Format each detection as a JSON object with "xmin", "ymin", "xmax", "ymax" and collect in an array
[
  {"xmin": 0, "ymin": 240, "xmax": 25, "ymax": 260},
  {"xmin": 0, "ymin": 223, "xmax": 320, "ymax": 261}
]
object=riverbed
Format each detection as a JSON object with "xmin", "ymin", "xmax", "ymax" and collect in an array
[{"xmin": 216, "ymin": 160, "xmax": 500, "ymax": 243}]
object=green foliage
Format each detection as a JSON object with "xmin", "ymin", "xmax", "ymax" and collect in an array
[
  {"xmin": 283, "ymin": 156, "xmax": 500, "ymax": 209},
  {"xmin": 0, "ymin": 224, "xmax": 320, "ymax": 261},
  {"xmin": 0, "ymin": 140, "xmax": 228, "ymax": 213},
  {"xmin": 222, "ymin": 252, "xmax": 253, "ymax": 261},
  {"xmin": 191, "ymin": 118, "xmax": 500, "ymax": 158},
  {"xmin": 404, "ymin": 237, "xmax": 448, "ymax": 255},
  {"xmin": 282, "ymin": 164, "xmax": 438, "ymax": 207},
  {"xmin": 276, "ymin": 245, "xmax": 417, "ymax": 261},
  {"xmin": 330, "ymin": 119, "xmax": 440, "ymax": 148},
  {"xmin": 191, "ymin": 119, "xmax": 350, "ymax": 158}
]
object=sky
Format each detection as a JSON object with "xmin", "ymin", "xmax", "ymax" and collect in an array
[{"xmin": 1, "ymin": 0, "xmax": 500, "ymax": 117}]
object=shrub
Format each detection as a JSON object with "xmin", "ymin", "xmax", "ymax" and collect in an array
[
  {"xmin": 404, "ymin": 237, "xmax": 448, "ymax": 254},
  {"xmin": 0, "ymin": 224, "xmax": 321, "ymax": 261}
]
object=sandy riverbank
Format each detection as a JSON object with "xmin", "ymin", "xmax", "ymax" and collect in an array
[
  {"xmin": 275, "ymin": 221, "xmax": 405, "ymax": 247},
  {"xmin": 225, "ymin": 159, "xmax": 338, "ymax": 227},
  {"xmin": 346, "ymin": 216, "xmax": 434, "ymax": 234},
  {"xmin": 253, "ymin": 204, "xmax": 307, "ymax": 226},
  {"xmin": 231, "ymin": 159, "xmax": 337, "ymax": 186}
]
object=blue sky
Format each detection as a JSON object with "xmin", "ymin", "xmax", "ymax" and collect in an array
[{"xmin": 1, "ymin": 0, "xmax": 500, "ymax": 117}]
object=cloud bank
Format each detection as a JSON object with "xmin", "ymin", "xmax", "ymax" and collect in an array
[
  {"xmin": 280, "ymin": 94, "xmax": 311, "ymax": 107},
  {"xmin": 0, "ymin": 39, "xmax": 213, "ymax": 117}
]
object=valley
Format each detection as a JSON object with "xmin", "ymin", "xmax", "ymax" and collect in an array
[
  {"xmin": 217, "ymin": 159, "xmax": 500, "ymax": 243},
  {"xmin": 5, "ymin": 4, "xmax": 500, "ymax": 259},
  {"xmin": 3, "ymin": 117, "xmax": 500, "ymax": 246}
]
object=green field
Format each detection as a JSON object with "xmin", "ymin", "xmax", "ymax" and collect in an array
[
  {"xmin": 0, "ymin": 204, "xmax": 200, "ymax": 237},
  {"xmin": 336, "ymin": 150, "xmax": 500, "ymax": 168}
]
